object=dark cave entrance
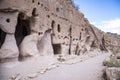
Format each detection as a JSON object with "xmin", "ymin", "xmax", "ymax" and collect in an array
[
  {"xmin": 69, "ymin": 26, "xmax": 72, "ymax": 55},
  {"xmin": 0, "ymin": 29, "xmax": 6, "ymax": 48},
  {"xmin": 51, "ymin": 20, "xmax": 55, "ymax": 29},
  {"xmin": 52, "ymin": 44, "xmax": 61, "ymax": 55},
  {"xmin": 57, "ymin": 24, "xmax": 60, "ymax": 32},
  {"xmin": 15, "ymin": 13, "xmax": 30, "ymax": 46},
  {"xmin": 51, "ymin": 20, "xmax": 61, "ymax": 55},
  {"xmin": 51, "ymin": 20, "xmax": 55, "ymax": 35}
]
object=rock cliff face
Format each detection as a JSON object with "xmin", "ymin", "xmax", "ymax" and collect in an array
[
  {"xmin": 0, "ymin": 0, "xmax": 107, "ymax": 62},
  {"xmin": 92, "ymin": 25, "xmax": 120, "ymax": 51},
  {"xmin": 104, "ymin": 32, "xmax": 120, "ymax": 50}
]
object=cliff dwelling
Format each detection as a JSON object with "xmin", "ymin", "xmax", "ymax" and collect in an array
[
  {"xmin": 0, "ymin": 0, "xmax": 105, "ymax": 62},
  {"xmin": 0, "ymin": 0, "xmax": 119, "ymax": 80}
]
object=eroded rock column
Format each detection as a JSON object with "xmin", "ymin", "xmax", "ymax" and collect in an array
[
  {"xmin": 19, "ymin": 8, "xmax": 40, "ymax": 60},
  {"xmin": 38, "ymin": 29, "xmax": 54, "ymax": 56},
  {"xmin": 0, "ymin": 34, "xmax": 19, "ymax": 62},
  {"xmin": 0, "ymin": 11, "xmax": 19, "ymax": 62},
  {"xmin": 19, "ymin": 33, "xmax": 39, "ymax": 59}
]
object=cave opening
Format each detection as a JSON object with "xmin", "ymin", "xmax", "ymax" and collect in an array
[
  {"xmin": 57, "ymin": 24, "xmax": 60, "ymax": 32},
  {"xmin": 51, "ymin": 20, "xmax": 55, "ymax": 29},
  {"xmin": 69, "ymin": 26, "xmax": 72, "ymax": 55},
  {"xmin": 15, "ymin": 13, "xmax": 30, "ymax": 46},
  {"xmin": 51, "ymin": 20, "xmax": 55, "ymax": 36},
  {"xmin": 0, "ymin": 29, "xmax": 6, "ymax": 48},
  {"xmin": 79, "ymin": 32, "xmax": 81, "ymax": 40},
  {"xmin": 52, "ymin": 44, "xmax": 61, "ymax": 55}
]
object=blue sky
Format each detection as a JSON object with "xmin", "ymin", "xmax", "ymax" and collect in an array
[{"xmin": 73, "ymin": 0, "xmax": 120, "ymax": 34}]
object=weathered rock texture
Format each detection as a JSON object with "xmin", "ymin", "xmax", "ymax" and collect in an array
[
  {"xmin": 104, "ymin": 32, "xmax": 120, "ymax": 51},
  {"xmin": 92, "ymin": 25, "xmax": 120, "ymax": 51},
  {"xmin": 0, "ymin": 0, "xmax": 112, "ymax": 62},
  {"xmin": 106, "ymin": 67, "xmax": 120, "ymax": 80}
]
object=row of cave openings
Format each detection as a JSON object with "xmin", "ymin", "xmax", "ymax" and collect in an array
[
  {"xmin": 0, "ymin": 13, "xmax": 30, "ymax": 48},
  {"xmin": 0, "ymin": 8, "xmax": 89, "ymax": 56},
  {"xmin": 0, "ymin": 14, "xmax": 86, "ymax": 56},
  {"xmin": 0, "ymin": 12, "xmax": 62, "ymax": 55}
]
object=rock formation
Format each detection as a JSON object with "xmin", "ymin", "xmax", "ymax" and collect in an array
[
  {"xmin": 1, "ymin": 0, "xmax": 120, "ymax": 80},
  {"xmin": 0, "ymin": 0, "xmax": 109, "ymax": 62}
]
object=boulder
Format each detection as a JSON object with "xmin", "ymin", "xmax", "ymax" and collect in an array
[{"xmin": 106, "ymin": 67, "xmax": 120, "ymax": 80}]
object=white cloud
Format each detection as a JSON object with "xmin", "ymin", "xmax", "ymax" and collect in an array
[
  {"xmin": 91, "ymin": 18, "xmax": 120, "ymax": 34},
  {"xmin": 91, "ymin": 22, "xmax": 97, "ymax": 25}
]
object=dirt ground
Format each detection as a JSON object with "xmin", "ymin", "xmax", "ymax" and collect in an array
[
  {"xmin": 0, "ymin": 51, "xmax": 111, "ymax": 80},
  {"xmin": 34, "ymin": 53, "xmax": 111, "ymax": 80}
]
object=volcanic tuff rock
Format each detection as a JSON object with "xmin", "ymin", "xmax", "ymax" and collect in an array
[
  {"xmin": 0, "ymin": 0, "xmax": 117, "ymax": 62},
  {"xmin": 1, "ymin": 0, "xmax": 120, "ymax": 80}
]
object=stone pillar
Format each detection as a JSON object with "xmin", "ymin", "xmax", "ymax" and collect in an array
[
  {"xmin": 19, "ymin": 8, "xmax": 40, "ymax": 60},
  {"xmin": 38, "ymin": 29, "xmax": 54, "ymax": 56},
  {"xmin": 0, "ymin": 34, "xmax": 19, "ymax": 62},
  {"xmin": 19, "ymin": 33, "xmax": 39, "ymax": 60},
  {"xmin": 0, "ymin": 11, "xmax": 19, "ymax": 62}
]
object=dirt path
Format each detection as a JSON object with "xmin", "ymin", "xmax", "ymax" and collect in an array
[{"xmin": 34, "ymin": 53, "xmax": 111, "ymax": 80}]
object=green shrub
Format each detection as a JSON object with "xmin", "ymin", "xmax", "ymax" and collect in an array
[
  {"xmin": 57, "ymin": 55, "xmax": 66, "ymax": 62},
  {"xmin": 103, "ymin": 57, "xmax": 120, "ymax": 67},
  {"xmin": 112, "ymin": 48, "xmax": 120, "ymax": 55}
]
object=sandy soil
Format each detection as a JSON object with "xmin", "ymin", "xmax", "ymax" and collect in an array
[
  {"xmin": 34, "ymin": 53, "xmax": 111, "ymax": 80},
  {"xmin": 0, "ymin": 51, "xmax": 111, "ymax": 80}
]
